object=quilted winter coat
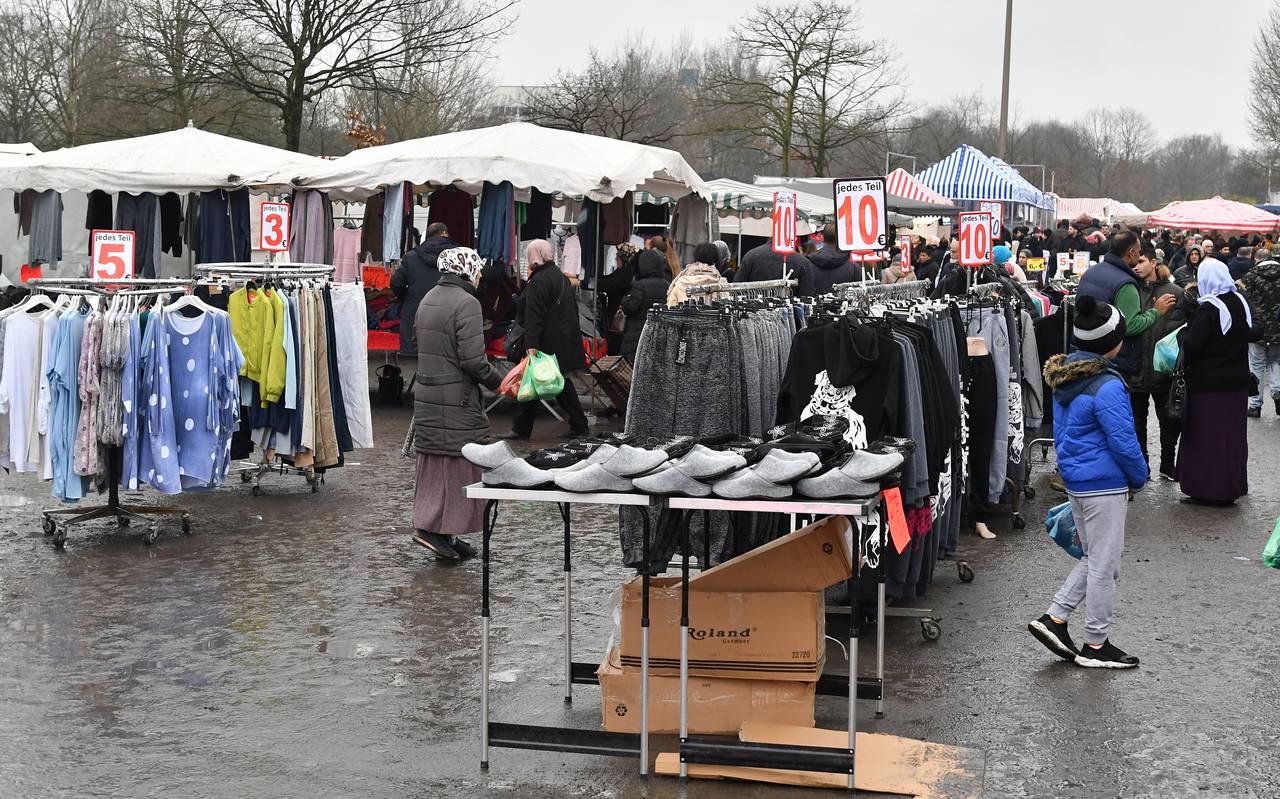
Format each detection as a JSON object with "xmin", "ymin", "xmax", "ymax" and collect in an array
[{"xmin": 1043, "ymin": 352, "xmax": 1149, "ymax": 494}]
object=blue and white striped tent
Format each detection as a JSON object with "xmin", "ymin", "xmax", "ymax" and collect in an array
[{"xmin": 915, "ymin": 144, "xmax": 1053, "ymax": 210}]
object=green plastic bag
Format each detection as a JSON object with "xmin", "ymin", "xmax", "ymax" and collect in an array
[
  {"xmin": 517, "ymin": 352, "xmax": 564, "ymax": 402},
  {"xmin": 1152, "ymin": 324, "xmax": 1184, "ymax": 375},
  {"xmin": 1264, "ymin": 517, "xmax": 1280, "ymax": 569}
]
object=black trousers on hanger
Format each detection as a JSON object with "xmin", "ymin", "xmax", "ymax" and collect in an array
[
  {"xmin": 966, "ymin": 353, "xmax": 998, "ymax": 525},
  {"xmin": 511, "ymin": 378, "xmax": 589, "ymax": 436}
]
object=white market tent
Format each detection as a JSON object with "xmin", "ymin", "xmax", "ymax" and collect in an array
[
  {"xmin": 0, "ymin": 142, "xmax": 40, "ymax": 159},
  {"xmin": 282, "ymin": 121, "xmax": 709, "ymax": 203},
  {"xmin": 1053, "ymin": 196, "xmax": 1145, "ymax": 223},
  {"xmin": 915, "ymin": 145, "xmax": 1054, "ymax": 222},
  {"xmin": 0, "ymin": 125, "xmax": 325, "ymax": 194}
]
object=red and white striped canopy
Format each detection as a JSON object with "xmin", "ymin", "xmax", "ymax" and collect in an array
[
  {"xmin": 885, "ymin": 168, "xmax": 950, "ymax": 205},
  {"xmin": 1146, "ymin": 196, "xmax": 1279, "ymax": 233}
]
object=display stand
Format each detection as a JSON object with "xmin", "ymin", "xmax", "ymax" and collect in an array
[{"xmin": 464, "ymin": 483, "xmax": 888, "ymax": 787}]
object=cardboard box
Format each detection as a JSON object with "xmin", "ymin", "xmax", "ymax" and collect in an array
[
  {"xmin": 619, "ymin": 516, "xmax": 854, "ymax": 682},
  {"xmin": 597, "ymin": 648, "xmax": 815, "ymax": 734}
]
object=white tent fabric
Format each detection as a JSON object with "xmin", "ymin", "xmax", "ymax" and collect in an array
[
  {"xmin": 0, "ymin": 127, "xmax": 324, "ymax": 193},
  {"xmin": 0, "ymin": 142, "xmax": 40, "ymax": 159},
  {"xmin": 1054, "ymin": 196, "xmax": 1144, "ymax": 221},
  {"xmin": 282, "ymin": 122, "xmax": 708, "ymax": 202}
]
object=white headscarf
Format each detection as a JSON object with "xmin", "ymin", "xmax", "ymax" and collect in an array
[{"xmin": 1196, "ymin": 258, "xmax": 1251, "ymax": 334}]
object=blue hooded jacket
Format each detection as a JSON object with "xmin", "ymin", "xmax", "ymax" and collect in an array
[{"xmin": 1043, "ymin": 351, "xmax": 1148, "ymax": 493}]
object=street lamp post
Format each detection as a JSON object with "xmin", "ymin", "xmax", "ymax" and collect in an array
[{"xmin": 997, "ymin": 0, "xmax": 1014, "ymax": 161}]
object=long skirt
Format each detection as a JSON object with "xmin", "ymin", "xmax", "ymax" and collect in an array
[
  {"xmin": 413, "ymin": 453, "xmax": 484, "ymax": 536},
  {"xmin": 1176, "ymin": 390, "xmax": 1249, "ymax": 502}
]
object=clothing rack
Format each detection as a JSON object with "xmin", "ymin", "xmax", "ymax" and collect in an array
[
  {"xmin": 686, "ymin": 278, "xmax": 796, "ymax": 296},
  {"xmin": 967, "ymin": 281, "xmax": 1005, "ymax": 299},
  {"xmin": 24, "ymin": 278, "xmax": 196, "ymax": 547},
  {"xmin": 832, "ymin": 278, "xmax": 932, "ymax": 298},
  {"xmin": 193, "ymin": 263, "xmax": 335, "ymax": 495}
]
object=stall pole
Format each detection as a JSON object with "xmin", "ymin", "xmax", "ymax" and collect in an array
[
  {"xmin": 480, "ymin": 499, "xmax": 499, "ymax": 770},
  {"xmin": 679, "ymin": 510, "xmax": 691, "ymax": 780},
  {"xmin": 847, "ymin": 519, "xmax": 860, "ymax": 791},
  {"xmin": 560, "ymin": 502, "xmax": 573, "ymax": 704},
  {"xmin": 640, "ymin": 504, "xmax": 651, "ymax": 776}
]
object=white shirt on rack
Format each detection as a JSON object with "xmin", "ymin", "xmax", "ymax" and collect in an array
[{"xmin": 0, "ymin": 311, "xmax": 47, "ymax": 472}]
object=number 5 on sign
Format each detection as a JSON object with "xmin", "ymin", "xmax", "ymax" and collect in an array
[
  {"xmin": 771, "ymin": 191, "xmax": 797, "ymax": 254},
  {"xmin": 259, "ymin": 201, "xmax": 291, "ymax": 252},
  {"xmin": 91, "ymin": 230, "xmax": 135, "ymax": 281},
  {"xmin": 833, "ymin": 177, "xmax": 888, "ymax": 252},
  {"xmin": 958, "ymin": 211, "xmax": 993, "ymax": 267}
]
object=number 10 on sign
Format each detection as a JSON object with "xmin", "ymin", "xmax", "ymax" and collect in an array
[
  {"xmin": 833, "ymin": 177, "xmax": 888, "ymax": 252},
  {"xmin": 958, "ymin": 211, "xmax": 993, "ymax": 267},
  {"xmin": 771, "ymin": 191, "xmax": 797, "ymax": 253}
]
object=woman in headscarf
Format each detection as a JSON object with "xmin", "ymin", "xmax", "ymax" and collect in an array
[
  {"xmin": 668, "ymin": 241, "xmax": 729, "ymax": 306},
  {"xmin": 620, "ymin": 250, "xmax": 673, "ymax": 362},
  {"xmin": 597, "ymin": 242, "xmax": 640, "ymax": 356},
  {"xmin": 410, "ymin": 247, "xmax": 502, "ymax": 559},
  {"xmin": 713, "ymin": 240, "xmax": 733, "ymax": 276},
  {"xmin": 1176, "ymin": 258, "xmax": 1263, "ymax": 506}
]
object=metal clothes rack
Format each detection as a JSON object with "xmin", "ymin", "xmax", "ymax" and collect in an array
[
  {"xmin": 194, "ymin": 263, "xmax": 336, "ymax": 494},
  {"xmin": 831, "ymin": 277, "xmax": 932, "ymax": 297},
  {"xmin": 685, "ymin": 277, "xmax": 796, "ymax": 296},
  {"xmin": 462, "ymin": 484, "xmax": 882, "ymax": 790},
  {"xmin": 25, "ymin": 278, "xmax": 195, "ymax": 547}
]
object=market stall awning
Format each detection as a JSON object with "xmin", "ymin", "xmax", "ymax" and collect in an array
[
  {"xmin": 0, "ymin": 126, "xmax": 323, "ymax": 194},
  {"xmin": 0, "ymin": 142, "xmax": 40, "ymax": 159},
  {"xmin": 283, "ymin": 121, "xmax": 708, "ymax": 203},
  {"xmin": 1147, "ymin": 196, "xmax": 1280, "ymax": 233},
  {"xmin": 915, "ymin": 145, "xmax": 1052, "ymax": 210},
  {"xmin": 1054, "ymin": 196, "xmax": 1144, "ymax": 221},
  {"xmin": 751, "ymin": 175, "xmax": 958, "ymax": 217},
  {"xmin": 885, "ymin": 168, "xmax": 950, "ymax": 205}
]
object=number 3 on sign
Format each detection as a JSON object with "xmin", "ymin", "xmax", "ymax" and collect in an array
[
  {"xmin": 833, "ymin": 177, "xmax": 887, "ymax": 252},
  {"xmin": 91, "ymin": 230, "xmax": 135, "ymax": 281},
  {"xmin": 958, "ymin": 211, "xmax": 993, "ymax": 267},
  {"xmin": 260, "ymin": 201, "xmax": 291, "ymax": 252}
]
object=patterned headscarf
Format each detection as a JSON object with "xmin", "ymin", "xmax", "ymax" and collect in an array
[
  {"xmin": 616, "ymin": 242, "xmax": 640, "ymax": 266},
  {"xmin": 438, "ymin": 247, "xmax": 484, "ymax": 283}
]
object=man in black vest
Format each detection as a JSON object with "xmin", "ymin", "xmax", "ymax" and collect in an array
[{"xmin": 1076, "ymin": 230, "xmax": 1176, "ymax": 375}]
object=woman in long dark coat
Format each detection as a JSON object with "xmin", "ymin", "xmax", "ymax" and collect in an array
[
  {"xmin": 411, "ymin": 246, "xmax": 501, "ymax": 559},
  {"xmin": 1176, "ymin": 258, "xmax": 1262, "ymax": 505}
]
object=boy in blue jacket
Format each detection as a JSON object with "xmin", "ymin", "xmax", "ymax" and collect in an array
[{"xmin": 1029, "ymin": 295, "xmax": 1149, "ymax": 669}]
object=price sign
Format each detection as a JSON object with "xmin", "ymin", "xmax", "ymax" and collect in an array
[
  {"xmin": 898, "ymin": 234, "xmax": 912, "ymax": 269},
  {"xmin": 833, "ymin": 176, "xmax": 888, "ymax": 252},
  {"xmin": 958, "ymin": 212, "xmax": 992, "ymax": 267},
  {"xmin": 883, "ymin": 486, "xmax": 911, "ymax": 555},
  {"xmin": 1073, "ymin": 251, "xmax": 1090, "ymax": 275},
  {"xmin": 1027, "ymin": 257, "xmax": 1045, "ymax": 273},
  {"xmin": 91, "ymin": 230, "xmax": 135, "ymax": 281},
  {"xmin": 1056, "ymin": 252, "xmax": 1070, "ymax": 274},
  {"xmin": 259, "ymin": 201, "xmax": 291, "ymax": 252},
  {"xmin": 771, "ymin": 191, "xmax": 797, "ymax": 254},
  {"xmin": 977, "ymin": 200, "xmax": 1003, "ymax": 240}
]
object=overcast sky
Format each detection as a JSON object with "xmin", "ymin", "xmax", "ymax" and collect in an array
[{"xmin": 495, "ymin": 0, "xmax": 1275, "ymax": 149}]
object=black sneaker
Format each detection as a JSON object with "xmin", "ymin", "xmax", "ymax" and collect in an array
[
  {"xmin": 1248, "ymin": 407, "xmax": 1261, "ymax": 418},
  {"xmin": 1274, "ymin": 398, "xmax": 1280, "ymax": 416},
  {"xmin": 412, "ymin": 530, "xmax": 461, "ymax": 560},
  {"xmin": 1074, "ymin": 639, "xmax": 1140, "ymax": 669},
  {"xmin": 1028, "ymin": 614, "xmax": 1077, "ymax": 661},
  {"xmin": 447, "ymin": 536, "xmax": 477, "ymax": 559},
  {"xmin": 1158, "ymin": 466, "xmax": 1176, "ymax": 481}
]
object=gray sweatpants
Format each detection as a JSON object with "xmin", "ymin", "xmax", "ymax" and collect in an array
[{"xmin": 1048, "ymin": 491, "xmax": 1128, "ymax": 646}]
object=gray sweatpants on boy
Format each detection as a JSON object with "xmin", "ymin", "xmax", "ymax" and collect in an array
[{"xmin": 1048, "ymin": 491, "xmax": 1128, "ymax": 646}]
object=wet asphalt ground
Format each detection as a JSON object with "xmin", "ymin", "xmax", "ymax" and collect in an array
[{"xmin": 1, "ymin": 390, "xmax": 1279, "ymax": 799}]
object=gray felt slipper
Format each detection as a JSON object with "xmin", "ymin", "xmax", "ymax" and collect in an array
[
  {"xmin": 482, "ymin": 458, "xmax": 555, "ymax": 489},
  {"xmin": 552, "ymin": 444, "xmax": 619, "ymax": 475},
  {"xmin": 796, "ymin": 468, "xmax": 880, "ymax": 499},
  {"xmin": 751, "ymin": 450, "xmax": 821, "ymax": 484},
  {"xmin": 554, "ymin": 463, "xmax": 635, "ymax": 493},
  {"xmin": 632, "ymin": 464, "xmax": 713, "ymax": 496},
  {"xmin": 462, "ymin": 440, "xmax": 517, "ymax": 470},
  {"xmin": 711, "ymin": 469, "xmax": 793, "ymax": 500},
  {"xmin": 603, "ymin": 445, "xmax": 670, "ymax": 478},
  {"xmin": 839, "ymin": 449, "xmax": 904, "ymax": 482},
  {"xmin": 671, "ymin": 445, "xmax": 748, "ymax": 480}
]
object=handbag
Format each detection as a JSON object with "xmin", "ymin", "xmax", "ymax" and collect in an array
[
  {"xmin": 1166, "ymin": 348, "xmax": 1188, "ymax": 420},
  {"xmin": 503, "ymin": 319, "xmax": 525, "ymax": 363},
  {"xmin": 376, "ymin": 364, "xmax": 405, "ymax": 405}
]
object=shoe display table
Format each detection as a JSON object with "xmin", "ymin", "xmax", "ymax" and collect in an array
[{"xmin": 464, "ymin": 484, "xmax": 882, "ymax": 789}]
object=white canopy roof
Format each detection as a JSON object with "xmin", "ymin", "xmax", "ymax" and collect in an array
[
  {"xmin": 0, "ymin": 126, "xmax": 325, "ymax": 194},
  {"xmin": 282, "ymin": 121, "xmax": 709, "ymax": 202},
  {"xmin": 0, "ymin": 142, "xmax": 40, "ymax": 159}
]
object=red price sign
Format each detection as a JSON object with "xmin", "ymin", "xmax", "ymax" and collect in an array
[
  {"xmin": 91, "ymin": 230, "xmax": 135, "ymax": 281},
  {"xmin": 771, "ymin": 191, "xmax": 797, "ymax": 254},
  {"xmin": 898, "ymin": 234, "xmax": 912, "ymax": 269},
  {"xmin": 833, "ymin": 176, "xmax": 887, "ymax": 252},
  {"xmin": 958, "ymin": 212, "xmax": 993, "ymax": 267},
  {"xmin": 882, "ymin": 486, "xmax": 910, "ymax": 555},
  {"xmin": 977, "ymin": 200, "xmax": 1003, "ymax": 240},
  {"xmin": 259, "ymin": 201, "xmax": 291, "ymax": 252}
]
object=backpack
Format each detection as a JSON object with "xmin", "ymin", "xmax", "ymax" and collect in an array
[{"xmin": 376, "ymin": 364, "xmax": 405, "ymax": 404}]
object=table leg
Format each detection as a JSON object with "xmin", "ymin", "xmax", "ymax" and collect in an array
[
  {"xmin": 680, "ymin": 510, "xmax": 691, "ymax": 780},
  {"xmin": 560, "ymin": 502, "xmax": 573, "ymax": 705},
  {"xmin": 640, "ymin": 510, "xmax": 651, "ymax": 777},
  {"xmin": 847, "ymin": 513, "xmax": 859, "ymax": 792},
  {"xmin": 876, "ymin": 502, "xmax": 886, "ymax": 718},
  {"xmin": 481, "ymin": 499, "xmax": 499, "ymax": 770},
  {"xmin": 702, "ymin": 509, "xmax": 710, "ymax": 570}
]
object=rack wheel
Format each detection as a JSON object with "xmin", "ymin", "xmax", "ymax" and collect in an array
[
  {"xmin": 42, "ymin": 516, "xmax": 55, "ymax": 536},
  {"xmin": 117, "ymin": 516, "xmax": 130, "ymax": 527},
  {"xmin": 240, "ymin": 471, "xmax": 252, "ymax": 483},
  {"xmin": 52, "ymin": 528, "xmax": 66, "ymax": 548},
  {"xmin": 310, "ymin": 480, "xmax": 319, "ymax": 493},
  {"xmin": 143, "ymin": 528, "xmax": 159, "ymax": 546},
  {"xmin": 920, "ymin": 619, "xmax": 941, "ymax": 641},
  {"xmin": 958, "ymin": 562, "xmax": 975, "ymax": 583},
  {"xmin": 1024, "ymin": 485, "xmax": 1036, "ymax": 500},
  {"xmin": 181, "ymin": 515, "xmax": 192, "ymax": 535},
  {"xmin": 251, "ymin": 485, "xmax": 261, "ymax": 497},
  {"xmin": 1011, "ymin": 514, "xmax": 1027, "ymax": 530}
]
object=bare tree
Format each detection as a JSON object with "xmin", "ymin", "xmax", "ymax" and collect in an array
[
  {"xmin": 0, "ymin": 9, "xmax": 45, "ymax": 142},
  {"xmin": 524, "ymin": 37, "xmax": 690, "ymax": 145},
  {"xmin": 22, "ymin": 0, "xmax": 124, "ymax": 146},
  {"xmin": 1250, "ymin": 2, "xmax": 1280, "ymax": 151},
  {"xmin": 200, "ymin": 0, "xmax": 514, "ymax": 151},
  {"xmin": 702, "ymin": 1, "xmax": 903, "ymax": 176},
  {"xmin": 1075, "ymin": 106, "xmax": 1154, "ymax": 196}
]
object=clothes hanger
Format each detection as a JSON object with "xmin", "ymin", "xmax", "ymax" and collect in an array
[{"xmin": 163, "ymin": 288, "xmax": 215, "ymax": 316}]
